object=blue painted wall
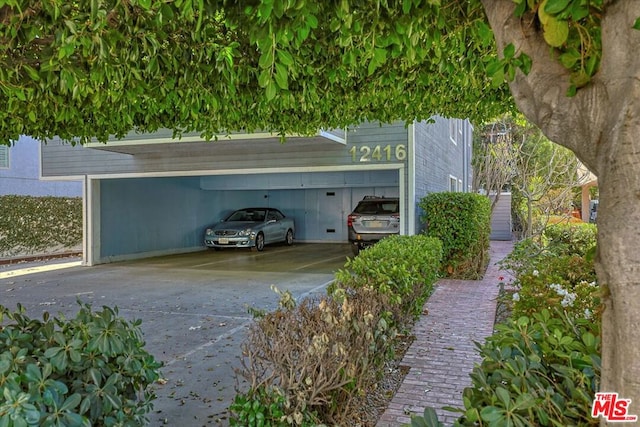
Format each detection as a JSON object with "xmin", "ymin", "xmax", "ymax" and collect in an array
[
  {"xmin": 99, "ymin": 171, "xmax": 399, "ymax": 259},
  {"xmin": 100, "ymin": 177, "xmax": 204, "ymax": 258},
  {"xmin": 0, "ymin": 136, "xmax": 82, "ymax": 197},
  {"xmin": 199, "ymin": 170, "xmax": 399, "ymax": 241}
]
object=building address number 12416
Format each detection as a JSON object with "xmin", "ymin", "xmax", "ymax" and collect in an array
[{"xmin": 349, "ymin": 144, "xmax": 407, "ymax": 162}]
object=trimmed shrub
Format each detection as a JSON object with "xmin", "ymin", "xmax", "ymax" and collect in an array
[
  {"xmin": 332, "ymin": 234, "xmax": 442, "ymax": 330},
  {"xmin": 234, "ymin": 287, "xmax": 391, "ymax": 426},
  {"xmin": 419, "ymin": 192, "xmax": 491, "ymax": 279},
  {"xmin": 0, "ymin": 195, "xmax": 82, "ymax": 257},
  {"xmin": 232, "ymin": 235, "xmax": 443, "ymax": 426},
  {"xmin": 0, "ymin": 303, "xmax": 162, "ymax": 426}
]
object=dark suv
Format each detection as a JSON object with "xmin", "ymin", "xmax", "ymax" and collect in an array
[{"xmin": 347, "ymin": 196, "xmax": 400, "ymax": 255}]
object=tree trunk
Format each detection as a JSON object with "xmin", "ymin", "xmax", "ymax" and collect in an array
[
  {"xmin": 482, "ymin": 1, "xmax": 640, "ymax": 423},
  {"xmin": 597, "ymin": 128, "xmax": 640, "ymax": 423}
]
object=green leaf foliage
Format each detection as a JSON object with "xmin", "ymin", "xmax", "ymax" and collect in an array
[
  {"xmin": 419, "ymin": 193, "xmax": 491, "ymax": 279},
  {"xmin": 0, "ymin": 0, "xmax": 518, "ymax": 144},
  {"xmin": 500, "ymin": 222, "xmax": 600, "ymax": 321},
  {"xmin": 533, "ymin": 0, "xmax": 603, "ymax": 88},
  {"xmin": 455, "ymin": 310, "xmax": 600, "ymax": 426},
  {"xmin": 230, "ymin": 387, "xmax": 289, "ymax": 427},
  {"xmin": 0, "ymin": 196, "xmax": 82, "ymax": 257},
  {"xmin": 542, "ymin": 222, "xmax": 597, "ymax": 258},
  {"xmin": 542, "ymin": 16, "xmax": 570, "ymax": 47},
  {"xmin": 233, "ymin": 235, "xmax": 442, "ymax": 425},
  {"xmin": 332, "ymin": 235, "xmax": 442, "ymax": 330},
  {"xmin": 410, "ymin": 407, "xmax": 444, "ymax": 427},
  {"xmin": 0, "ymin": 302, "xmax": 162, "ymax": 426},
  {"xmin": 0, "ymin": 0, "xmax": 623, "ymax": 144}
]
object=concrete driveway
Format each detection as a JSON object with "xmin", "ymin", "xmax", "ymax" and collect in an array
[{"xmin": 0, "ymin": 243, "xmax": 353, "ymax": 426}]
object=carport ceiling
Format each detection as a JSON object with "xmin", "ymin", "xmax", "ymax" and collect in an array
[{"xmin": 86, "ymin": 129, "xmax": 346, "ymax": 156}]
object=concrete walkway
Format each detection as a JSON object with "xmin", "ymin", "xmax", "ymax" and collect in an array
[{"xmin": 377, "ymin": 240, "xmax": 515, "ymax": 426}]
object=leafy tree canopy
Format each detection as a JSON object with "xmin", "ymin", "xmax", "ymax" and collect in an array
[{"xmin": 1, "ymin": 0, "xmax": 606, "ymax": 144}]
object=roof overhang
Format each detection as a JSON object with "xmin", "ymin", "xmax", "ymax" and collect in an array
[{"xmin": 85, "ymin": 128, "xmax": 346, "ymax": 155}]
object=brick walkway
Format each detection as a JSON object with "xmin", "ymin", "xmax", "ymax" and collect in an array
[{"xmin": 377, "ymin": 240, "xmax": 515, "ymax": 426}]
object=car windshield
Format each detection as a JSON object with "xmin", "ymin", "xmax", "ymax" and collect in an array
[
  {"xmin": 354, "ymin": 201, "xmax": 399, "ymax": 214},
  {"xmin": 226, "ymin": 209, "xmax": 266, "ymax": 222}
]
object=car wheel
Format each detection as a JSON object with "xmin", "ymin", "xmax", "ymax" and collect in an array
[
  {"xmin": 252, "ymin": 233, "xmax": 265, "ymax": 252},
  {"xmin": 285, "ymin": 229, "xmax": 294, "ymax": 246}
]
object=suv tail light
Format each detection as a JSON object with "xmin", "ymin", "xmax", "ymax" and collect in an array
[{"xmin": 347, "ymin": 214, "xmax": 358, "ymax": 227}]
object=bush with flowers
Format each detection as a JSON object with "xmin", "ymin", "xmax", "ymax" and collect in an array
[
  {"xmin": 506, "ymin": 253, "xmax": 600, "ymax": 320},
  {"xmin": 455, "ymin": 222, "xmax": 601, "ymax": 426},
  {"xmin": 499, "ymin": 222, "xmax": 600, "ymax": 320},
  {"xmin": 411, "ymin": 222, "xmax": 603, "ymax": 426}
]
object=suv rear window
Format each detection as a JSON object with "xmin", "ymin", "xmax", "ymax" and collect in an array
[{"xmin": 353, "ymin": 200, "xmax": 399, "ymax": 214}]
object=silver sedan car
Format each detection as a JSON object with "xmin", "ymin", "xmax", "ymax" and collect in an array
[{"xmin": 204, "ymin": 207, "xmax": 295, "ymax": 251}]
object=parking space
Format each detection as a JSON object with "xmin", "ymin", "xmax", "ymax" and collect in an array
[
  {"xmin": 125, "ymin": 242, "xmax": 351, "ymax": 274},
  {"xmin": 0, "ymin": 243, "xmax": 353, "ymax": 425}
]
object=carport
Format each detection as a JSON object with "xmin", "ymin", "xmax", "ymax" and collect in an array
[
  {"xmin": 87, "ymin": 166, "xmax": 403, "ymax": 264},
  {"xmin": 41, "ymin": 118, "xmax": 473, "ymax": 265}
]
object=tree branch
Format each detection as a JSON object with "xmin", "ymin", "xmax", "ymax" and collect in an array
[{"xmin": 481, "ymin": 0, "xmax": 608, "ymax": 174}]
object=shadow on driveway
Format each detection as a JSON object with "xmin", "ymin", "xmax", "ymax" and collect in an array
[{"xmin": 0, "ymin": 243, "xmax": 352, "ymax": 425}]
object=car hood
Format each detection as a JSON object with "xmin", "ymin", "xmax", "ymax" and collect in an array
[{"xmin": 210, "ymin": 221, "xmax": 261, "ymax": 231}]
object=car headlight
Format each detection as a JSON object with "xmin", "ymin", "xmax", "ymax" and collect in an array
[
  {"xmin": 205, "ymin": 228, "xmax": 213, "ymax": 236},
  {"xmin": 238, "ymin": 229, "xmax": 253, "ymax": 236}
]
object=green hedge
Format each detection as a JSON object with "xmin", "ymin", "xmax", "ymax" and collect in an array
[
  {"xmin": 332, "ymin": 234, "xmax": 442, "ymax": 330},
  {"xmin": 419, "ymin": 192, "xmax": 491, "ymax": 279},
  {"xmin": 232, "ymin": 235, "xmax": 443, "ymax": 426},
  {"xmin": 0, "ymin": 195, "xmax": 82, "ymax": 257}
]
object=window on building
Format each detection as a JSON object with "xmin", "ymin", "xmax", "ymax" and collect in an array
[
  {"xmin": 449, "ymin": 176, "xmax": 458, "ymax": 192},
  {"xmin": 449, "ymin": 120, "xmax": 458, "ymax": 145},
  {"xmin": 0, "ymin": 145, "xmax": 8, "ymax": 169}
]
